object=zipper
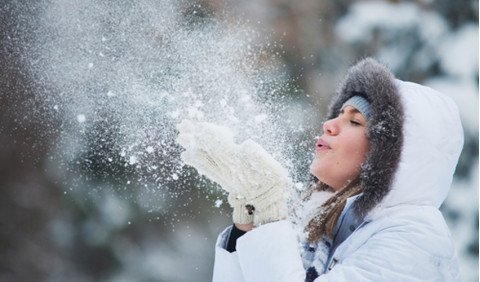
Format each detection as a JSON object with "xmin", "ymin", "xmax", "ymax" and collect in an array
[{"xmin": 328, "ymin": 257, "xmax": 338, "ymax": 271}]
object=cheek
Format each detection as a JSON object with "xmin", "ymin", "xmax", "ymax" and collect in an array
[
  {"xmin": 343, "ymin": 139, "xmax": 369, "ymax": 169},
  {"xmin": 336, "ymin": 134, "xmax": 369, "ymax": 173}
]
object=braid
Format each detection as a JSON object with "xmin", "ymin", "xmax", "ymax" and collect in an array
[{"xmin": 305, "ymin": 176, "xmax": 362, "ymax": 243}]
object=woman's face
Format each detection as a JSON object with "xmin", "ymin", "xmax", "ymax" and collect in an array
[{"xmin": 310, "ymin": 105, "xmax": 370, "ymax": 191}]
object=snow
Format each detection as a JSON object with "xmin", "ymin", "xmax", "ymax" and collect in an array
[
  {"xmin": 292, "ymin": 190, "xmax": 333, "ymax": 241},
  {"xmin": 214, "ymin": 199, "xmax": 223, "ymax": 208},
  {"xmin": 171, "ymin": 173, "xmax": 179, "ymax": 180},
  {"xmin": 76, "ymin": 114, "xmax": 86, "ymax": 123},
  {"xmin": 254, "ymin": 113, "xmax": 268, "ymax": 123},
  {"xmin": 129, "ymin": 156, "xmax": 137, "ymax": 165}
]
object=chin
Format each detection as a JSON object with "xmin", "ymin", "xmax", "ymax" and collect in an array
[
  {"xmin": 310, "ymin": 159, "xmax": 323, "ymax": 178},
  {"xmin": 310, "ymin": 164, "xmax": 336, "ymax": 189},
  {"xmin": 310, "ymin": 165, "xmax": 324, "ymax": 183}
]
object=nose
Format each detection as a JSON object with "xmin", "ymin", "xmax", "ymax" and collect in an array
[{"xmin": 323, "ymin": 117, "xmax": 339, "ymax": 136}]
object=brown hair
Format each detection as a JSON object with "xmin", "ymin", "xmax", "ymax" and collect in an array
[{"xmin": 304, "ymin": 177, "xmax": 363, "ymax": 243}]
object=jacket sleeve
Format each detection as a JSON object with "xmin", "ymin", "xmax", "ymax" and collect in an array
[
  {"xmin": 212, "ymin": 226, "xmax": 246, "ymax": 282},
  {"xmin": 235, "ymin": 220, "xmax": 306, "ymax": 282}
]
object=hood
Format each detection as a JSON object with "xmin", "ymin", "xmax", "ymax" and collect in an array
[
  {"xmin": 384, "ymin": 80, "xmax": 464, "ymax": 209},
  {"xmin": 326, "ymin": 58, "xmax": 464, "ymax": 218}
]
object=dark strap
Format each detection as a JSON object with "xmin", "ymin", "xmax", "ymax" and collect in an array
[{"xmin": 226, "ymin": 224, "xmax": 247, "ymax": 253}]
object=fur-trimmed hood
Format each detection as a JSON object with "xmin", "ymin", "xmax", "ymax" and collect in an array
[{"xmin": 327, "ymin": 58, "xmax": 464, "ymax": 219}]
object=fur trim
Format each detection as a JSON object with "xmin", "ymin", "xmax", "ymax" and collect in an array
[{"xmin": 326, "ymin": 58, "xmax": 404, "ymax": 218}]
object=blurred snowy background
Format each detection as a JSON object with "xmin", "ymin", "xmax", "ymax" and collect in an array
[{"xmin": 0, "ymin": 0, "xmax": 478, "ymax": 281}]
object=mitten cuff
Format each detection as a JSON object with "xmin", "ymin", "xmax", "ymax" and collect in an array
[
  {"xmin": 247, "ymin": 184, "xmax": 288, "ymax": 226},
  {"xmin": 228, "ymin": 194, "xmax": 254, "ymax": 224},
  {"xmin": 252, "ymin": 199, "xmax": 288, "ymax": 226}
]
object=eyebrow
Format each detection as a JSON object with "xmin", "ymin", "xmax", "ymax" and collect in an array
[{"xmin": 340, "ymin": 106, "xmax": 362, "ymax": 115}]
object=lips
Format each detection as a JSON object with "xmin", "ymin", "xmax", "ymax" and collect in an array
[{"xmin": 316, "ymin": 138, "xmax": 331, "ymax": 152}]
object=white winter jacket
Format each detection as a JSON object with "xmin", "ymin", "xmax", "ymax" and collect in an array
[{"xmin": 212, "ymin": 64, "xmax": 463, "ymax": 281}]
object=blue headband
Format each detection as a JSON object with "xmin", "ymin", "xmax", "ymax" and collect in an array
[{"xmin": 342, "ymin": 95, "xmax": 371, "ymax": 122}]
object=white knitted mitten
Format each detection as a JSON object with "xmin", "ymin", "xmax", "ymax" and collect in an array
[{"xmin": 177, "ymin": 119, "xmax": 290, "ymax": 226}]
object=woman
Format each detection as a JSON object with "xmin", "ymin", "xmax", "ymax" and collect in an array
[{"xmin": 177, "ymin": 58, "xmax": 464, "ymax": 281}]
